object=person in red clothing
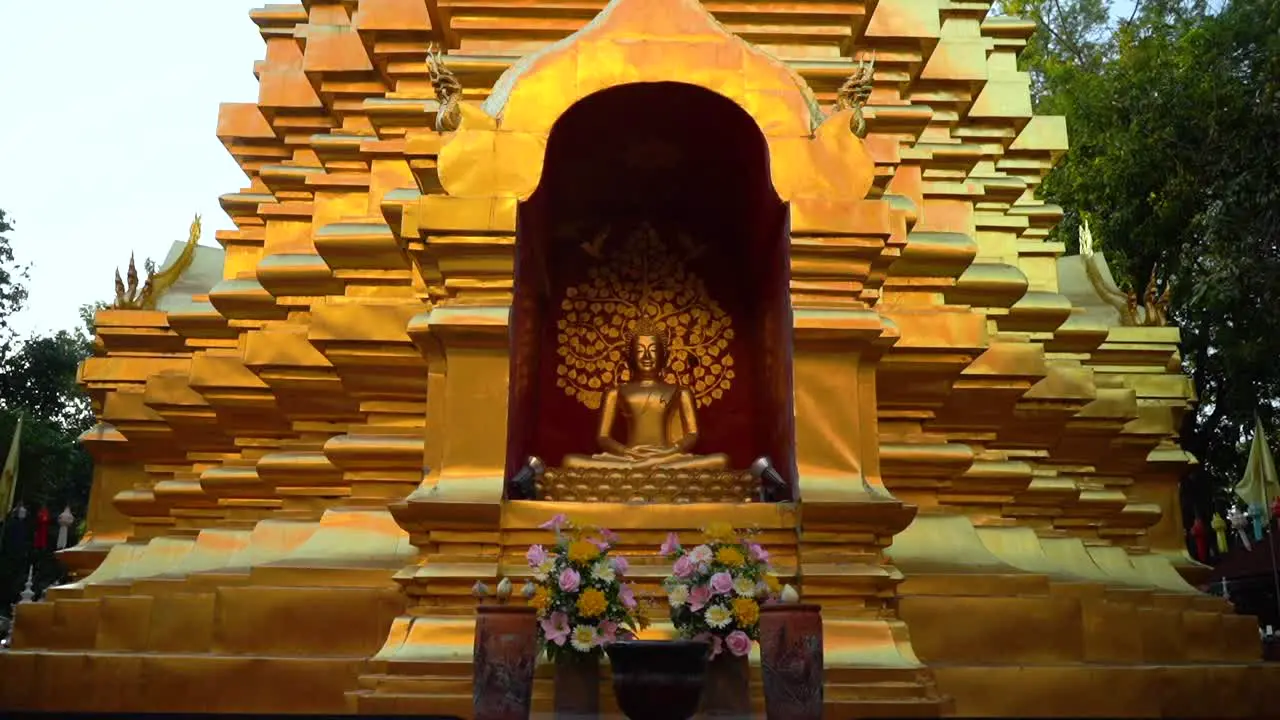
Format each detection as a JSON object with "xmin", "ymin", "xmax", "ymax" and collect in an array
[
  {"xmin": 33, "ymin": 506, "xmax": 49, "ymax": 550},
  {"xmin": 1190, "ymin": 517, "xmax": 1209, "ymax": 562}
]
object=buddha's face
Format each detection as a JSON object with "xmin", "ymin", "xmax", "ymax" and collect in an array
[{"xmin": 631, "ymin": 334, "xmax": 665, "ymax": 377}]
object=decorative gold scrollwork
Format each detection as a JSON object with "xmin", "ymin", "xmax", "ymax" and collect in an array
[{"xmin": 555, "ymin": 224, "xmax": 735, "ymax": 410}]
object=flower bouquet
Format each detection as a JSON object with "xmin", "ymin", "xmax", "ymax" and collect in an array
[
  {"xmin": 660, "ymin": 521, "xmax": 779, "ymax": 657},
  {"xmin": 526, "ymin": 513, "xmax": 646, "ymax": 716},
  {"xmin": 660, "ymin": 521, "xmax": 780, "ymax": 715}
]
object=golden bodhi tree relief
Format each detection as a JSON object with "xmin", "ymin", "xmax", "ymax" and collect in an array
[{"xmin": 555, "ymin": 224, "xmax": 736, "ymax": 410}]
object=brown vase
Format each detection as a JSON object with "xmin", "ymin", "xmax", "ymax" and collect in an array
[
  {"xmin": 553, "ymin": 650, "xmax": 600, "ymax": 718},
  {"xmin": 472, "ymin": 605, "xmax": 539, "ymax": 720},
  {"xmin": 701, "ymin": 651, "xmax": 752, "ymax": 718},
  {"xmin": 758, "ymin": 604, "xmax": 824, "ymax": 720}
]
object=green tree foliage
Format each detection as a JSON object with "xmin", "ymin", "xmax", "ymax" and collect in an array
[
  {"xmin": 999, "ymin": 0, "xmax": 1114, "ymax": 104},
  {"xmin": 0, "ymin": 210, "xmax": 30, "ymax": 359},
  {"xmin": 1002, "ymin": 0, "xmax": 1280, "ymax": 517},
  {"xmin": 0, "ymin": 209, "xmax": 98, "ymax": 609}
]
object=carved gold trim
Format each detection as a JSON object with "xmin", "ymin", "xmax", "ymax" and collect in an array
[{"xmin": 555, "ymin": 224, "xmax": 735, "ymax": 410}]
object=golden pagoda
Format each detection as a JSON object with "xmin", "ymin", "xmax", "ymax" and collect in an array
[{"xmin": 3, "ymin": 0, "xmax": 1277, "ymax": 716}]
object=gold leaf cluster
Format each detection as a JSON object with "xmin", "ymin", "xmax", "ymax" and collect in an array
[{"xmin": 555, "ymin": 225, "xmax": 735, "ymax": 410}]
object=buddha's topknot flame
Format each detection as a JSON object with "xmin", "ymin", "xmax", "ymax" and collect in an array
[{"xmin": 627, "ymin": 316, "xmax": 670, "ymax": 345}]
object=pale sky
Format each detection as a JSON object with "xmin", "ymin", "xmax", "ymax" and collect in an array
[{"xmin": 0, "ymin": 2, "xmax": 263, "ymax": 337}]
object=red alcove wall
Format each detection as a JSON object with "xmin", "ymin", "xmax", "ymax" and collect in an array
[{"xmin": 505, "ymin": 82, "xmax": 796, "ymax": 494}]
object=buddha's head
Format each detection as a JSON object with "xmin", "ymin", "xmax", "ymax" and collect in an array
[{"xmin": 627, "ymin": 317, "xmax": 670, "ymax": 380}]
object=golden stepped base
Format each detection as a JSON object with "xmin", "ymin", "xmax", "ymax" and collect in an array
[
  {"xmin": 0, "ymin": 652, "xmax": 369, "ymax": 714},
  {"xmin": 898, "ymin": 590, "xmax": 1262, "ymax": 665},
  {"xmin": 9, "ymin": 648, "xmax": 1275, "ymax": 718},
  {"xmin": 932, "ymin": 663, "xmax": 1280, "ymax": 718},
  {"xmin": 353, "ymin": 659, "xmax": 950, "ymax": 718},
  {"xmin": 536, "ymin": 467, "xmax": 757, "ymax": 503}
]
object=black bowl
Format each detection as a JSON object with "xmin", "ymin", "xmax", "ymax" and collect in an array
[{"xmin": 606, "ymin": 639, "xmax": 711, "ymax": 720}]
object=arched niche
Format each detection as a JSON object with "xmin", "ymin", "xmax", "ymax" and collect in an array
[
  {"xmin": 419, "ymin": 0, "xmax": 884, "ymax": 507},
  {"xmin": 505, "ymin": 82, "xmax": 798, "ymax": 493}
]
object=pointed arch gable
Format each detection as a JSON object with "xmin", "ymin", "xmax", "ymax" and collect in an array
[{"xmin": 434, "ymin": 0, "xmax": 875, "ymax": 209}]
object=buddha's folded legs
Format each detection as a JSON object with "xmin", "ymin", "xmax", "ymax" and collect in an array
[{"xmin": 561, "ymin": 452, "xmax": 731, "ymax": 471}]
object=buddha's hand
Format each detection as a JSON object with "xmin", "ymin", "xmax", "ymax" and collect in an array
[{"xmin": 626, "ymin": 445, "xmax": 673, "ymax": 459}]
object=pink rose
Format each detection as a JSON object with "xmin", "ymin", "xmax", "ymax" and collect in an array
[
  {"xmin": 588, "ymin": 536, "xmax": 610, "ymax": 551},
  {"xmin": 526, "ymin": 544, "xmax": 547, "ymax": 567},
  {"xmin": 558, "ymin": 567, "xmax": 581, "ymax": 593},
  {"xmin": 599, "ymin": 528, "xmax": 619, "ymax": 544},
  {"xmin": 673, "ymin": 555, "xmax": 695, "ymax": 579},
  {"xmin": 620, "ymin": 585, "xmax": 637, "ymax": 609},
  {"xmin": 542, "ymin": 612, "xmax": 570, "ymax": 646},
  {"xmin": 725, "ymin": 630, "xmax": 751, "ymax": 657},
  {"xmin": 612, "ymin": 555, "xmax": 630, "ymax": 575},
  {"xmin": 709, "ymin": 572, "xmax": 734, "ymax": 595},
  {"xmin": 695, "ymin": 631, "xmax": 724, "ymax": 660},
  {"xmin": 689, "ymin": 584, "xmax": 711, "ymax": 611},
  {"xmin": 598, "ymin": 619, "xmax": 618, "ymax": 645},
  {"xmin": 747, "ymin": 543, "xmax": 770, "ymax": 563},
  {"xmin": 660, "ymin": 532, "xmax": 681, "ymax": 556},
  {"xmin": 540, "ymin": 513, "xmax": 568, "ymax": 532}
]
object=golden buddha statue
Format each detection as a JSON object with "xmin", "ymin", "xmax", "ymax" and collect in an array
[{"xmin": 563, "ymin": 318, "xmax": 729, "ymax": 471}]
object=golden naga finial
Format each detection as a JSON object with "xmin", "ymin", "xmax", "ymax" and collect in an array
[
  {"xmin": 1142, "ymin": 265, "xmax": 1172, "ymax": 327},
  {"xmin": 1086, "ymin": 256, "xmax": 1172, "ymax": 327},
  {"xmin": 112, "ymin": 214, "xmax": 202, "ymax": 310},
  {"xmin": 427, "ymin": 43, "xmax": 463, "ymax": 133},
  {"xmin": 1079, "ymin": 218, "xmax": 1096, "ymax": 256},
  {"xmin": 1078, "ymin": 219, "xmax": 1171, "ymax": 326},
  {"xmin": 835, "ymin": 54, "xmax": 876, "ymax": 138}
]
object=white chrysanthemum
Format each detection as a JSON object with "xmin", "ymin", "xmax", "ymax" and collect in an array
[
  {"xmin": 689, "ymin": 545, "xmax": 713, "ymax": 565},
  {"xmin": 534, "ymin": 558, "xmax": 556, "ymax": 581},
  {"xmin": 570, "ymin": 625, "xmax": 599, "ymax": 652},
  {"xmin": 668, "ymin": 584, "xmax": 690, "ymax": 607},
  {"xmin": 732, "ymin": 576, "xmax": 756, "ymax": 597},
  {"xmin": 705, "ymin": 604, "xmax": 733, "ymax": 629},
  {"xmin": 591, "ymin": 560, "xmax": 616, "ymax": 583}
]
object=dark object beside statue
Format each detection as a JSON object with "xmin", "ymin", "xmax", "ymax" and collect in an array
[
  {"xmin": 758, "ymin": 603, "xmax": 825, "ymax": 720},
  {"xmin": 606, "ymin": 639, "xmax": 711, "ymax": 720},
  {"xmin": 702, "ymin": 652, "xmax": 752, "ymax": 717},
  {"xmin": 554, "ymin": 652, "xmax": 602, "ymax": 717},
  {"xmin": 472, "ymin": 606, "xmax": 539, "ymax": 720}
]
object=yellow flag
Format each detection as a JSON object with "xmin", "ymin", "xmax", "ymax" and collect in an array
[
  {"xmin": 1234, "ymin": 415, "xmax": 1280, "ymax": 518},
  {"xmin": 0, "ymin": 416, "xmax": 22, "ymax": 517}
]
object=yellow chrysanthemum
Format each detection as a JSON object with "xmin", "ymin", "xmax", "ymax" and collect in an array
[
  {"xmin": 731, "ymin": 597, "xmax": 760, "ymax": 626},
  {"xmin": 576, "ymin": 588, "xmax": 608, "ymax": 618},
  {"xmin": 764, "ymin": 573, "xmax": 782, "ymax": 593},
  {"xmin": 529, "ymin": 586, "xmax": 552, "ymax": 612},
  {"xmin": 704, "ymin": 522, "xmax": 737, "ymax": 544},
  {"xmin": 715, "ymin": 546, "xmax": 746, "ymax": 568},
  {"xmin": 567, "ymin": 540, "xmax": 601, "ymax": 565}
]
